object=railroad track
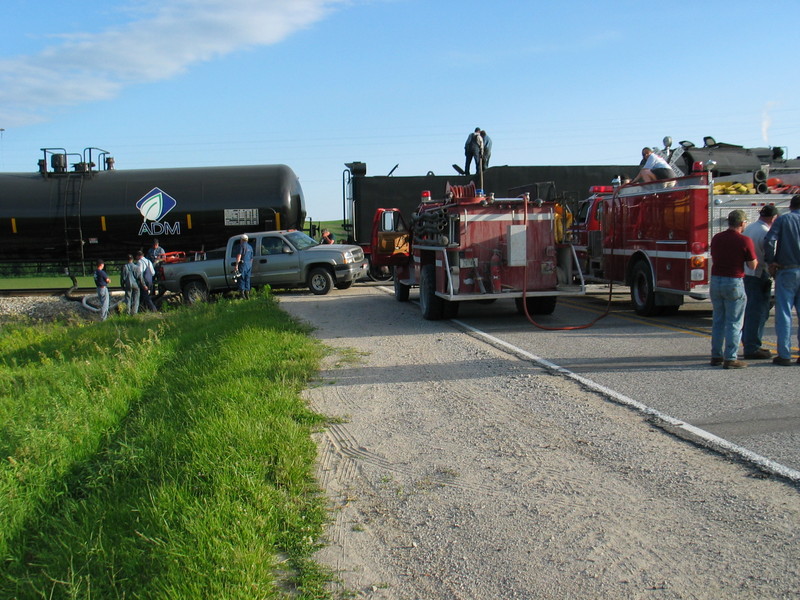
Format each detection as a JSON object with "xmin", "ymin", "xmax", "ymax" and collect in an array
[{"xmin": 0, "ymin": 288, "xmax": 96, "ymax": 298}]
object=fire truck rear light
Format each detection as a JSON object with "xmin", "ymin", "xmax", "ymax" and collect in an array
[
  {"xmin": 692, "ymin": 161, "xmax": 704, "ymax": 172},
  {"xmin": 590, "ymin": 186, "xmax": 613, "ymax": 193},
  {"xmin": 690, "ymin": 242, "xmax": 706, "ymax": 254},
  {"xmin": 690, "ymin": 256, "xmax": 706, "ymax": 269},
  {"xmin": 691, "ymin": 269, "xmax": 705, "ymax": 281},
  {"xmin": 421, "ymin": 190, "xmax": 432, "ymax": 202}
]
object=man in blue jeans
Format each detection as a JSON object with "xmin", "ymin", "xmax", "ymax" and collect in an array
[
  {"xmin": 234, "ymin": 234, "xmax": 254, "ymax": 299},
  {"xmin": 710, "ymin": 209, "xmax": 756, "ymax": 369},
  {"xmin": 742, "ymin": 204, "xmax": 778, "ymax": 359},
  {"xmin": 764, "ymin": 194, "xmax": 800, "ymax": 366}
]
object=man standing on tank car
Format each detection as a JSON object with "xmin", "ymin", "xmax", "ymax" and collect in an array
[
  {"xmin": 235, "ymin": 234, "xmax": 254, "ymax": 299},
  {"xmin": 480, "ymin": 130, "xmax": 492, "ymax": 170},
  {"xmin": 464, "ymin": 127, "xmax": 483, "ymax": 177},
  {"xmin": 764, "ymin": 194, "xmax": 800, "ymax": 366}
]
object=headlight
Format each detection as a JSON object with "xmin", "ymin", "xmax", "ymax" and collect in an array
[{"xmin": 342, "ymin": 251, "xmax": 354, "ymax": 264}]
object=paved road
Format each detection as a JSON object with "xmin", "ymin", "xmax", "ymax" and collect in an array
[{"xmin": 364, "ymin": 282, "xmax": 800, "ymax": 475}]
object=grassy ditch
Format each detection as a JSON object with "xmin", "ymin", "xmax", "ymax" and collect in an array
[{"xmin": 0, "ymin": 293, "xmax": 333, "ymax": 598}]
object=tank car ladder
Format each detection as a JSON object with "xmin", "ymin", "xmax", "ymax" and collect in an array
[{"xmin": 61, "ymin": 173, "xmax": 87, "ymax": 275}]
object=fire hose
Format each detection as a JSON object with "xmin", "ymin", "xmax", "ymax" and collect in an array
[{"xmin": 518, "ymin": 194, "xmax": 616, "ymax": 331}]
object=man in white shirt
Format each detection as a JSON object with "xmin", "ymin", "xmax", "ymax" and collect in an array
[
  {"xmin": 742, "ymin": 204, "xmax": 778, "ymax": 358},
  {"xmin": 632, "ymin": 147, "xmax": 676, "ymax": 183},
  {"xmin": 136, "ymin": 250, "xmax": 158, "ymax": 311}
]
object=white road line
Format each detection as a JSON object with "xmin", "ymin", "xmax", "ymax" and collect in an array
[{"xmin": 451, "ymin": 318, "xmax": 800, "ymax": 484}]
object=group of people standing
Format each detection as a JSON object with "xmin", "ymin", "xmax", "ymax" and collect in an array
[
  {"xmin": 464, "ymin": 128, "xmax": 492, "ymax": 177},
  {"xmin": 710, "ymin": 195, "xmax": 800, "ymax": 368},
  {"xmin": 93, "ymin": 239, "xmax": 166, "ymax": 321}
]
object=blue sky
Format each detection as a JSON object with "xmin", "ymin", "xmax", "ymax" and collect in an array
[{"xmin": 1, "ymin": 0, "xmax": 798, "ymax": 220}]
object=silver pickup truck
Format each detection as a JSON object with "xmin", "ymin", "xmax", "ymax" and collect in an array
[{"xmin": 159, "ymin": 230, "xmax": 368, "ymax": 302}]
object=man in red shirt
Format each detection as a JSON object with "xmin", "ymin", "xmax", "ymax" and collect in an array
[{"xmin": 709, "ymin": 209, "xmax": 757, "ymax": 368}]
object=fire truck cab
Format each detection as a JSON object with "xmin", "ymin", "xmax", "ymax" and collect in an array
[{"xmin": 371, "ymin": 182, "xmax": 583, "ymax": 320}]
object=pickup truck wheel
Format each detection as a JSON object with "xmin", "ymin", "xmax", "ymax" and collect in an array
[
  {"xmin": 419, "ymin": 264, "xmax": 444, "ymax": 320},
  {"xmin": 335, "ymin": 280, "xmax": 354, "ymax": 290},
  {"xmin": 308, "ymin": 267, "xmax": 334, "ymax": 295},
  {"xmin": 182, "ymin": 280, "xmax": 209, "ymax": 304},
  {"xmin": 630, "ymin": 261, "xmax": 659, "ymax": 316}
]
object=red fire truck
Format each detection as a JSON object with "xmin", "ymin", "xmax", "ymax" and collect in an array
[
  {"xmin": 370, "ymin": 181, "xmax": 582, "ymax": 320},
  {"xmin": 571, "ymin": 165, "xmax": 798, "ymax": 316}
]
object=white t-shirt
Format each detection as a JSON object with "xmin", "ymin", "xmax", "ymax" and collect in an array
[{"xmin": 643, "ymin": 152, "xmax": 670, "ymax": 170}]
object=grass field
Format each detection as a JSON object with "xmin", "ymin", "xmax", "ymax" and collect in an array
[{"xmin": 0, "ymin": 292, "xmax": 336, "ymax": 598}]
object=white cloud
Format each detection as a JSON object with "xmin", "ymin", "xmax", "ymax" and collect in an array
[{"xmin": 0, "ymin": 0, "xmax": 347, "ymax": 125}]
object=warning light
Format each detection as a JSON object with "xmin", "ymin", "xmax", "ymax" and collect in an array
[
  {"xmin": 589, "ymin": 186, "xmax": 614, "ymax": 193},
  {"xmin": 421, "ymin": 190, "xmax": 432, "ymax": 203}
]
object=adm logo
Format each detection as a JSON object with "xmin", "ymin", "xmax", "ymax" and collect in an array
[{"xmin": 136, "ymin": 187, "xmax": 181, "ymax": 236}]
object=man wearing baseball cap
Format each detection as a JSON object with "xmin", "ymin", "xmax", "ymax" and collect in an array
[
  {"xmin": 709, "ymin": 209, "xmax": 757, "ymax": 369},
  {"xmin": 742, "ymin": 204, "xmax": 779, "ymax": 359}
]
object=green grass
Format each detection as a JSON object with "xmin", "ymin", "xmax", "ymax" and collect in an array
[
  {"xmin": 0, "ymin": 292, "xmax": 335, "ymax": 599},
  {"xmin": 0, "ymin": 275, "xmax": 97, "ymax": 289},
  {"xmin": 307, "ymin": 220, "xmax": 346, "ymax": 244}
]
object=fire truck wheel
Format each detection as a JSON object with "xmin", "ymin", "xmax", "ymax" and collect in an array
[
  {"xmin": 442, "ymin": 300, "xmax": 460, "ymax": 319},
  {"xmin": 630, "ymin": 261, "xmax": 658, "ymax": 316},
  {"xmin": 394, "ymin": 274, "xmax": 410, "ymax": 302},
  {"xmin": 515, "ymin": 296, "xmax": 557, "ymax": 316},
  {"xmin": 182, "ymin": 280, "xmax": 209, "ymax": 304},
  {"xmin": 308, "ymin": 267, "xmax": 334, "ymax": 295},
  {"xmin": 419, "ymin": 264, "xmax": 444, "ymax": 320}
]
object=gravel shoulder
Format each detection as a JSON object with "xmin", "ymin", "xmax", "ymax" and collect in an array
[{"xmin": 279, "ymin": 285, "xmax": 800, "ymax": 600}]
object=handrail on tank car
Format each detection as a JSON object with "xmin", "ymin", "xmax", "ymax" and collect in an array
[
  {"xmin": 38, "ymin": 147, "xmax": 113, "ymax": 177},
  {"xmin": 83, "ymin": 147, "xmax": 113, "ymax": 172}
]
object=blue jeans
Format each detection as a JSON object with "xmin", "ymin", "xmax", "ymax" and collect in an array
[
  {"xmin": 773, "ymin": 268, "xmax": 800, "ymax": 360},
  {"xmin": 742, "ymin": 274, "xmax": 772, "ymax": 354},
  {"xmin": 96, "ymin": 286, "xmax": 109, "ymax": 321},
  {"xmin": 124, "ymin": 286, "xmax": 140, "ymax": 315},
  {"xmin": 238, "ymin": 267, "xmax": 252, "ymax": 292},
  {"xmin": 710, "ymin": 275, "xmax": 746, "ymax": 361}
]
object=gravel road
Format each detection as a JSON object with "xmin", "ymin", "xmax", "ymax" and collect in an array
[{"xmin": 279, "ymin": 285, "xmax": 800, "ymax": 600}]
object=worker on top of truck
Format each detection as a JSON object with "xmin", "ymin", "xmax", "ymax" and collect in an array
[{"xmin": 631, "ymin": 147, "xmax": 676, "ymax": 183}]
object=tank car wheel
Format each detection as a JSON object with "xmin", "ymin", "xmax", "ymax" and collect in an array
[
  {"xmin": 182, "ymin": 280, "xmax": 209, "ymax": 304},
  {"xmin": 308, "ymin": 267, "xmax": 334, "ymax": 295},
  {"xmin": 630, "ymin": 261, "xmax": 659, "ymax": 316},
  {"xmin": 419, "ymin": 264, "xmax": 444, "ymax": 320},
  {"xmin": 394, "ymin": 269, "xmax": 410, "ymax": 302}
]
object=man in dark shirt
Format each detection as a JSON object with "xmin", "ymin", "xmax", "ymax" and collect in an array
[
  {"xmin": 764, "ymin": 194, "xmax": 800, "ymax": 365},
  {"xmin": 709, "ymin": 209, "xmax": 756, "ymax": 369},
  {"xmin": 94, "ymin": 259, "xmax": 110, "ymax": 321}
]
